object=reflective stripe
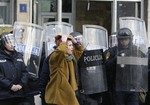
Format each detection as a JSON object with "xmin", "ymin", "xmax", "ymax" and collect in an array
[
  {"xmin": 117, "ymin": 56, "xmax": 148, "ymax": 66},
  {"xmin": 17, "ymin": 59, "xmax": 23, "ymax": 62},
  {"xmin": 0, "ymin": 59, "xmax": 6, "ymax": 62}
]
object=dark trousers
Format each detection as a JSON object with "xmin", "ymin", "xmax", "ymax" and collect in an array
[
  {"xmin": 76, "ymin": 92, "xmax": 102, "ymax": 105},
  {"xmin": 0, "ymin": 97, "xmax": 31, "ymax": 105},
  {"xmin": 26, "ymin": 96, "xmax": 35, "ymax": 105},
  {"xmin": 41, "ymin": 96, "xmax": 48, "ymax": 105},
  {"xmin": 113, "ymin": 91, "xmax": 139, "ymax": 105},
  {"xmin": 102, "ymin": 91, "xmax": 114, "ymax": 105},
  {"xmin": 47, "ymin": 104, "xmax": 57, "ymax": 105},
  {"xmin": 145, "ymin": 92, "xmax": 150, "ymax": 105}
]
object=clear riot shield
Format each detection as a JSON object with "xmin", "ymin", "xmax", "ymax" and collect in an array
[
  {"xmin": 13, "ymin": 22, "xmax": 44, "ymax": 78},
  {"xmin": 78, "ymin": 25, "xmax": 108, "ymax": 94},
  {"xmin": 115, "ymin": 17, "xmax": 148, "ymax": 92},
  {"xmin": 44, "ymin": 22, "xmax": 73, "ymax": 57},
  {"xmin": 109, "ymin": 33, "xmax": 118, "ymax": 48},
  {"xmin": 83, "ymin": 25, "xmax": 108, "ymax": 51},
  {"xmin": 119, "ymin": 17, "xmax": 148, "ymax": 54}
]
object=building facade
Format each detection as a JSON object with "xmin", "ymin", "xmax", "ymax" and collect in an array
[
  {"xmin": 0, "ymin": 0, "xmax": 148, "ymax": 104},
  {"xmin": 0, "ymin": 0, "xmax": 148, "ymax": 38}
]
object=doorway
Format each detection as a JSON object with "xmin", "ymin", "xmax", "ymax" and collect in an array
[
  {"xmin": 76, "ymin": 1, "xmax": 111, "ymax": 35},
  {"xmin": 38, "ymin": 0, "xmax": 144, "ymax": 35},
  {"xmin": 41, "ymin": 14, "xmax": 72, "ymax": 26},
  {"xmin": 76, "ymin": 0, "xmax": 143, "ymax": 35},
  {"xmin": 38, "ymin": 0, "xmax": 74, "ymax": 26}
]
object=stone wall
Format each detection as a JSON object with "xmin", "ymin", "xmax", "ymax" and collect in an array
[{"xmin": 16, "ymin": 0, "xmax": 30, "ymax": 22}]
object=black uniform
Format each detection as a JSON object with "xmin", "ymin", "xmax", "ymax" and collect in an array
[
  {"xmin": 144, "ymin": 47, "xmax": 150, "ymax": 105},
  {"xmin": 39, "ymin": 54, "xmax": 51, "ymax": 105},
  {"xmin": 104, "ymin": 28, "xmax": 148, "ymax": 105},
  {"xmin": 104, "ymin": 45, "xmax": 143, "ymax": 105},
  {"xmin": 0, "ymin": 50, "xmax": 29, "ymax": 105}
]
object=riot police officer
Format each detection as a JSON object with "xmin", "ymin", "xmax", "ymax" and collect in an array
[
  {"xmin": 77, "ymin": 25, "xmax": 108, "ymax": 105},
  {"xmin": 0, "ymin": 32, "xmax": 29, "ymax": 105},
  {"xmin": 144, "ymin": 47, "xmax": 150, "ymax": 105},
  {"xmin": 104, "ymin": 28, "xmax": 148, "ymax": 105}
]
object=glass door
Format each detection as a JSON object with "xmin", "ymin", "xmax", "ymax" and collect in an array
[
  {"xmin": 38, "ymin": 0, "xmax": 74, "ymax": 26},
  {"xmin": 76, "ymin": 1, "xmax": 112, "ymax": 34},
  {"xmin": 41, "ymin": 14, "xmax": 72, "ymax": 26}
]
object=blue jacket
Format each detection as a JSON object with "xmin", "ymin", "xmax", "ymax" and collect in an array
[{"xmin": 0, "ymin": 49, "xmax": 29, "ymax": 100}]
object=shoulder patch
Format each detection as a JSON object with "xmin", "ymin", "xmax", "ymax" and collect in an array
[{"xmin": 105, "ymin": 51, "xmax": 110, "ymax": 60}]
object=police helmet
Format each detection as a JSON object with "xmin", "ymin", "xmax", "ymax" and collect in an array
[
  {"xmin": 70, "ymin": 32, "xmax": 83, "ymax": 42},
  {"xmin": 70, "ymin": 32, "xmax": 82, "ymax": 37},
  {"xmin": 117, "ymin": 28, "xmax": 133, "ymax": 39},
  {"xmin": 0, "ymin": 32, "xmax": 15, "ymax": 50}
]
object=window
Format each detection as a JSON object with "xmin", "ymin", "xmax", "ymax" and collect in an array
[{"xmin": 40, "ymin": 0, "xmax": 72, "ymax": 13}]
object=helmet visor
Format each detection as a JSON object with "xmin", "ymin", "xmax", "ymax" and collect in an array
[
  {"xmin": 1, "ymin": 34, "xmax": 16, "ymax": 47},
  {"xmin": 74, "ymin": 35, "xmax": 83, "ymax": 42},
  {"xmin": 117, "ymin": 31, "xmax": 133, "ymax": 39}
]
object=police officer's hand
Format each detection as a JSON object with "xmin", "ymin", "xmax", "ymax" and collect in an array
[
  {"xmin": 68, "ymin": 35, "xmax": 78, "ymax": 44},
  {"xmin": 11, "ymin": 85, "xmax": 18, "ymax": 92},
  {"xmin": 15, "ymin": 84, "xmax": 22, "ymax": 90},
  {"xmin": 61, "ymin": 35, "xmax": 68, "ymax": 42},
  {"xmin": 11, "ymin": 84, "xmax": 22, "ymax": 92}
]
